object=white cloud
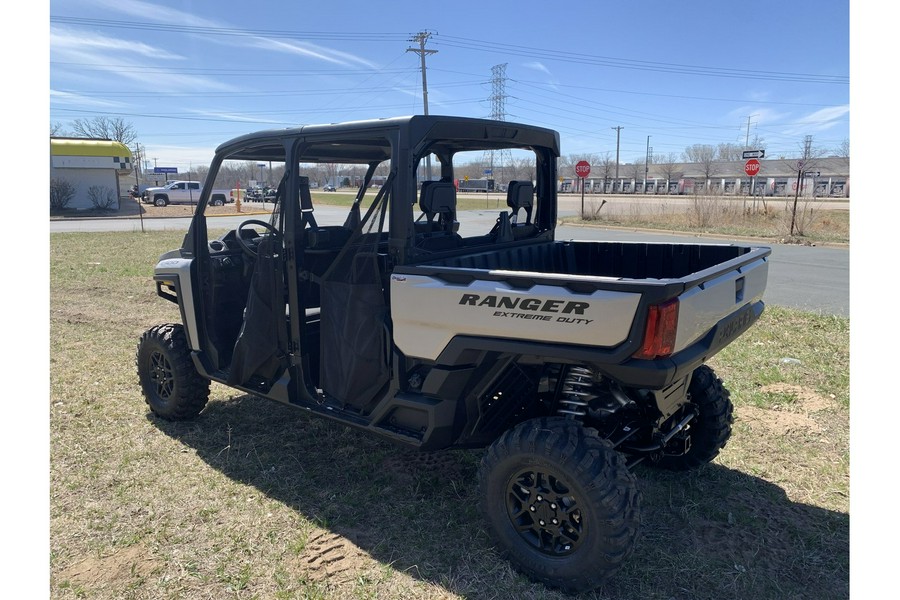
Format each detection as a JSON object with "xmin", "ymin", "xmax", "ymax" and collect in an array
[
  {"xmin": 523, "ymin": 61, "xmax": 552, "ymax": 76},
  {"xmin": 50, "ymin": 26, "xmax": 234, "ymax": 93},
  {"xmin": 522, "ymin": 61, "xmax": 559, "ymax": 89},
  {"xmin": 50, "ymin": 26, "xmax": 184, "ymax": 61},
  {"xmin": 91, "ymin": 0, "xmax": 379, "ymax": 69},
  {"xmin": 50, "ymin": 89, "xmax": 126, "ymax": 109},
  {"xmin": 783, "ymin": 105, "xmax": 850, "ymax": 135},
  {"xmin": 184, "ymin": 109, "xmax": 285, "ymax": 125}
]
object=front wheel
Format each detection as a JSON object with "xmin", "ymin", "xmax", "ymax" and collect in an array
[
  {"xmin": 136, "ymin": 323, "xmax": 209, "ymax": 420},
  {"xmin": 153, "ymin": 196, "xmax": 167, "ymax": 207},
  {"xmin": 479, "ymin": 417, "xmax": 641, "ymax": 594}
]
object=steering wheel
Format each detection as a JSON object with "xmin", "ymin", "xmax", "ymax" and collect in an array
[{"xmin": 236, "ymin": 219, "xmax": 280, "ymax": 258}]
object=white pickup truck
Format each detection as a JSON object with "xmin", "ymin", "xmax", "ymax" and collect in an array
[
  {"xmin": 137, "ymin": 115, "xmax": 770, "ymax": 593},
  {"xmin": 141, "ymin": 180, "xmax": 230, "ymax": 207}
]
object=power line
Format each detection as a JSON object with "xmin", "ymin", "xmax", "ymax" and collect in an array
[{"xmin": 434, "ymin": 35, "xmax": 848, "ymax": 85}]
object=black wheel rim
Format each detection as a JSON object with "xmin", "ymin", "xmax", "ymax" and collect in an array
[
  {"xmin": 505, "ymin": 468, "xmax": 584, "ymax": 556},
  {"xmin": 148, "ymin": 350, "xmax": 175, "ymax": 401}
]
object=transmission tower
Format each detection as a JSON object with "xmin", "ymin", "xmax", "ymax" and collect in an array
[
  {"xmin": 489, "ymin": 63, "xmax": 508, "ymax": 121},
  {"xmin": 485, "ymin": 63, "xmax": 512, "ymax": 188}
]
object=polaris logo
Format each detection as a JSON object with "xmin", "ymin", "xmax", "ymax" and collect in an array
[{"xmin": 459, "ymin": 293, "xmax": 589, "ymax": 315}]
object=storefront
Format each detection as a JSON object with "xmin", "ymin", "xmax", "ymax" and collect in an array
[{"xmin": 50, "ymin": 138, "xmax": 133, "ymax": 210}]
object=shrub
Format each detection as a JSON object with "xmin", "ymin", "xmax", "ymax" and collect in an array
[
  {"xmin": 779, "ymin": 198, "xmax": 822, "ymax": 237},
  {"xmin": 50, "ymin": 178, "xmax": 76, "ymax": 212},
  {"xmin": 87, "ymin": 185, "xmax": 117, "ymax": 210}
]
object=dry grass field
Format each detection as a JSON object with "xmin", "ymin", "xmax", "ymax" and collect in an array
[{"xmin": 49, "ymin": 230, "xmax": 849, "ymax": 599}]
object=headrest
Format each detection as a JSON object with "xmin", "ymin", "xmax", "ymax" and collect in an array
[
  {"xmin": 506, "ymin": 180, "xmax": 534, "ymax": 212},
  {"xmin": 420, "ymin": 181, "xmax": 457, "ymax": 215}
]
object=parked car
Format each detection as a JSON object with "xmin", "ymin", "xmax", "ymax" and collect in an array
[{"xmin": 323, "ymin": 184, "xmax": 336, "ymax": 191}]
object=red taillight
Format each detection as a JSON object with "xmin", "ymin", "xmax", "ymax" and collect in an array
[{"xmin": 633, "ymin": 298, "xmax": 679, "ymax": 359}]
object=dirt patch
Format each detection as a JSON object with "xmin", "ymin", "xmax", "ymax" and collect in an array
[
  {"xmin": 738, "ymin": 384, "xmax": 837, "ymax": 435},
  {"xmin": 58, "ymin": 543, "xmax": 161, "ymax": 589},
  {"xmin": 298, "ymin": 531, "xmax": 375, "ymax": 584},
  {"xmin": 759, "ymin": 383, "xmax": 833, "ymax": 413}
]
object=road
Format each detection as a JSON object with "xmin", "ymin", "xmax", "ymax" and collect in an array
[{"xmin": 50, "ymin": 205, "xmax": 849, "ymax": 318}]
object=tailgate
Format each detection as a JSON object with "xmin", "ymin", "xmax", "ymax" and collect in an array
[{"xmin": 673, "ymin": 254, "xmax": 769, "ymax": 352}]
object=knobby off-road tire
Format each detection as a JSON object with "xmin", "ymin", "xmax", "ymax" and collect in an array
[
  {"xmin": 479, "ymin": 417, "xmax": 641, "ymax": 594},
  {"xmin": 654, "ymin": 364, "xmax": 734, "ymax": 471},
  {"xmin": 136, "ymin": 323, "xmax": 209, "ymax": 420}
]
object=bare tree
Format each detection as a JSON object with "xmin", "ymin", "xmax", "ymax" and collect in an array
[
  {"xmin": 787, "ymin": 135, "xmax": 828, "ymax": 236},
  {"xmin": 71, "ymin": 117, "xmax": 138, "ymax": 146},
  {"xmin": 683, "ymin": 144, "xmax": 718, "ymax": 186},
  {"xmin": 511, "ymin": 156, "xmax": 535, "ymax": 183},
  {"xmin": 596, "ymin": 152, "xmax": 614, "ymax": 192},
  {"xmin": 683, "ymin": 144, "xmax": 715, "ymax": 164},
  {"xmin": 716, "ymin": 143, "xmax": 745, "ymax": 162},
  {"xmin": 627, "ymin": 161, "xmax": 644, "ymax": 182},
  {"xmin": 655, "ymin": 153, "xmax": 682, "ymax": 188},
  {"xmin": 835, "ymin": 138, "xmax": 849, "ymax": 158},
  {"xmin": 50, "ymin": 122, "xmax": 68, "ymax": 136},
  {"xmin": 747, "ymin": 134, "xmax": 767, "ymax": 153}
]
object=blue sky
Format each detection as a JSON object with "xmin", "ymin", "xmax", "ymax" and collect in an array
[{"xmin": 47, "ymin": 0, "xmax": 850, "ymax": 172}]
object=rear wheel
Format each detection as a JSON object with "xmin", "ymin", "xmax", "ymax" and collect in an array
[
  {"xmin": 136, "ymin": 323, "xmax": 209, "ymax": 420},
  {"xmin": 210, "ymin": 196, "xmax": 225, "ymax": 206},
  {"xmin": 653, "ymin": 365, "xmax": 733, "ymax": 470},
  {"xmin": 479, "ymin": 417, "xmax": 641, "ymax": 594}
]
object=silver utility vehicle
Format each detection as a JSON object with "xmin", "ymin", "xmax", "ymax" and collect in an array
[{"xmin": 136, "ymin": 115, "xmax": 770, "ymax": 593}]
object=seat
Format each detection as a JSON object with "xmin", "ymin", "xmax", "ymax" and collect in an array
[
  {"xmin": 416, "ymin": 181, "xmax": 462, "ymax": 251},
  {"xmin": 506, "ymin": 180, "xmax": 537, "ymax": 239}
]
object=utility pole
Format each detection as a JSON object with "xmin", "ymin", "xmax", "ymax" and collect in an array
[
  {"xmin": 611, "ymin": 126, "xmax": 623, "ymax": 193},
  {"xmin": 745, "ymin": 114, "xmax": 757, "ymax": 147},
  {"xmin": 644, "ymin": 135, "xmax": 651, "ymax": 194},
  {"xmin": 407, "ymin": 31, "xmax": 437, "ymax": 181}
]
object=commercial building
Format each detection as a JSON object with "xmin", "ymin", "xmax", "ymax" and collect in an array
[{"xmin": 50, "ymin": 138, "xmax": 134, "ymax": 210}]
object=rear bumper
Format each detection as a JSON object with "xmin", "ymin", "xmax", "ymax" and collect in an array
[{"xmin": 603, "ymin": 300, "xmax": 764, "ymax": 388}]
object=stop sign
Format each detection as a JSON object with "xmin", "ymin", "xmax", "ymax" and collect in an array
[
  {"xmin": 744, "ymin": 159, "xmax": 761, "ymax": 177},
  {"xmin": 575, "ymin": 160, "xmax": 591, "ymax": 178}
]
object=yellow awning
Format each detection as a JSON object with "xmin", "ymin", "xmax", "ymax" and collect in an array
[{"xmin": 51, "ymin": 138, "xmax": 132, "ymax": 159}]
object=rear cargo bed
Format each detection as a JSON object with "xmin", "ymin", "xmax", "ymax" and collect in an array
[{"xmin": 423, "ymin": 240, "xmax": 757, "ymax": 280}]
